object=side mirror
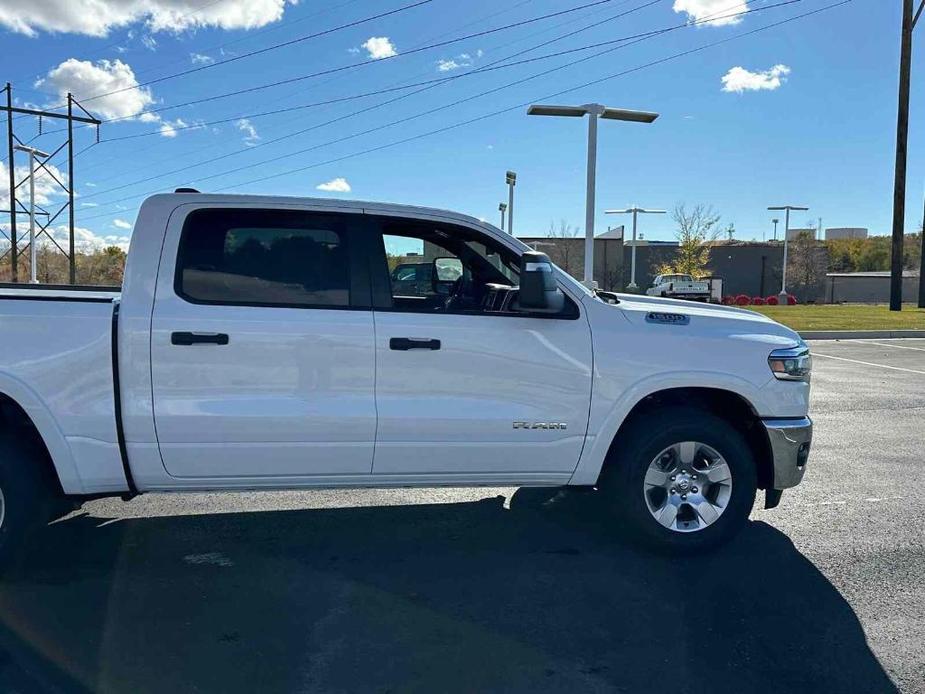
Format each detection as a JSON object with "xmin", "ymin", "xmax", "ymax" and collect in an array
[
  {"xmin": 432, "ymin": 257, "xmax": 462, "ymax": 295},
  {"xmin": 518, "ymin": 252, "xmax": 564, "ymax": 313}
]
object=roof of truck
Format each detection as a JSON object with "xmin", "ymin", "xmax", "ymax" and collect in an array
[{"xmin": 145, "ymin": 192, "xmax": 499, "ymax": 235}]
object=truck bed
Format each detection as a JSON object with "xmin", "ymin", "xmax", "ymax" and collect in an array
[{"xmin": 0, "ymin": 285, "xmax": 127, "ymax": 494}]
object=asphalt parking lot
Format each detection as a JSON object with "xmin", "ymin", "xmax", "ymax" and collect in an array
[{"xmin": 0, "ymin": 338, "xmax": 923, "ymax": 693}]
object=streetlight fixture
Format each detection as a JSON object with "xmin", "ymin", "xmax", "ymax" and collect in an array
[
  {"xmin": 498, "ymin": 202, "xmax": 508, "ymax": 232},
  {"xmin": 605, "ymin": 206, "xmax": 665, "ymax": 289},
  {"xmin": 528, "ymin": 103, "xmax": 658, "ymax": 288},
  {"xmin": 768, "ymin": 205, "xmax": 809, "ymax": 303},
  {"xmin": 13, "ymin": 144, "xmax": 50, "ymax": 284},
  {"xmin": 505, "ymin": 171, "xmax": 516, "ymax": 235}
]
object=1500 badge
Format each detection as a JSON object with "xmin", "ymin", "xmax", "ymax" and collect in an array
[
  {"xmin": 513, "ymin": 422, "xmax": 567, "ymax": 430},
  {"xmin": 645, "ymin": 312, "xmax": 690, "ymax": 325}
]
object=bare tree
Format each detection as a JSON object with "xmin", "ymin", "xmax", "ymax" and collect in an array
[
  {"xmin": 788, "ymin": 230, "xmax": 827, "ymax": 301},
  {"xmin": 661, "ymin": 204, "xmax": 722, "ymax": 278},
  {"xmin": 545, "ymin": 219, "xmax": 581, "ymax": 279}
]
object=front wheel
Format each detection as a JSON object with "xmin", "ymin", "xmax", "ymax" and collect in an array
[{"xmin": 599, "ymin": 407, "xmax": 757, "ymax": 552}]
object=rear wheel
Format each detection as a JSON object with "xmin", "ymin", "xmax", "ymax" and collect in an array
[
  {"xmin": 0, "ymin": 431, "xmax": 64, "ymax": 571},
  {"xmin": 600, "ymin": 407, "xmax": 757, "ymax": 552}
]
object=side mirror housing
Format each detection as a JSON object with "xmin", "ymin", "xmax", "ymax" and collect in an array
[{"xmin": 518, "ymin": 252, "xmax": 564, "ymax": 313}]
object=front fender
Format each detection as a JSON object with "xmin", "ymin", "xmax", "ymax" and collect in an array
[
  {"xmin": 0, "ymin": 371, "xmax": 84, "ymax": 494},
  {"xmin": 569, "ymin": 370, "xmax": 767, "ymax": 486}
]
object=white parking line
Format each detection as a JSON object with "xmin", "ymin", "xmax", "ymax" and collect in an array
[
  {"xmin": 812, "ymin": 352, "xmax": 925, "ymax": 375},
  {"xmin": 855, "ymin": 340, "xmax": 925, "ymax": 352}
]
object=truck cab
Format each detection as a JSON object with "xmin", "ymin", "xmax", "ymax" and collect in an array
[{"xmin": 0, "ymin": 193, "xmax": 812, "ymax": 559}]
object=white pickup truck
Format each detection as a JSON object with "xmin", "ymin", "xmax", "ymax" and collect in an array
[
  {"xmin": 0, "ymin": 193, "xmax": 812, "ymax": 562},
  {"xmin": 647, "ymin": 273, "xmax": 712, "ymax": 301}
]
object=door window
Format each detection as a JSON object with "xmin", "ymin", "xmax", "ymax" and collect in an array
[{"xmin": 176, "ymin": 208, "xmax": 352, "ymax": 308}]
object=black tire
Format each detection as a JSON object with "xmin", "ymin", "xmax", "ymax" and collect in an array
[
  {"xmin": 599, "ymin": 407, "xmax": 757, "ymax": 553},
  {"xmin": 0, "ymin": 431, "xmax": 62, "ymax": 571}
]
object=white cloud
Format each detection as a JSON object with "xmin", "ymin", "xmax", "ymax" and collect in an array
[
  {"xmin": 235, "ymin": 118, "xmax": 260, "ymax": 146},
  {"xmin": 85, "ymin": 182, "xmax": 97, "ymax": 187},
  {"xmin": 113, "ymin": 218, "xmax": 132, "ymax": 230},
  {"xmin": 190, "ymin": 52, "xmax": 214, "ymax": 65},
  {"xmin": 80, "ymin": 202, "xmax": 99, "ymax": 207},
  {"xmin": 436, "ymin": 52, "xmax": 477, "ymax": 72},
  {"xmin": 158, "ymin": 118, "xmax": 188, "ymax": 137},
  {"xmin": 361, "ymin": 36, "xmax": 397, "ymax": 60},
  {"xmin": 0, "ymin": 0, "xmax": 294, "ymax": 37},
  {"xmin": 0, "ymin": 160, "xmax": 68, "ymax": 210},
  {"xmin": 673, "ymin": 0, "xmax": 749, "ymax": 26},
  {"xmin": 316, "ymin": 177, "xmax": 351, "ymax": 193},
  {"xmin": 36, "ymin": 59, "xmax": 154, "ymax": 121},
  {"xmin": 0, "ymin": 223, "xmax": 131, "ymax": 253},
  {"xmin": 141, "ymin": 34, "xmax": 157, "ymax": 51},
  {"xmin": 721, "ymin": 64, "xmax": 791, "ymax": 93}
]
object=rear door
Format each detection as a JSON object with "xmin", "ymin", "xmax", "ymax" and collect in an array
[
  {"xmin": 150, "ymin": 204, "xmax": 376, "ymax": 479},
  {"xmin": 367, "ymin": 214, "xmax": 593, "ymax": 479}
]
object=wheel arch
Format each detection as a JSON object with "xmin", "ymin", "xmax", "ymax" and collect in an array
[
  {"xmin": 572, "ymin": 385, "xmax": 773, "ymax": 491},
  {"xmin": 0, "ymin": 374, "xmax": 83, "ymax": 495}
]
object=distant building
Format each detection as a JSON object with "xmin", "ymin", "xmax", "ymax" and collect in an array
[
  {"xmin": 786, "ymin": 227, "xmax": 816, "ymax": 240},
  {"xmin": 824, "ymin": 227, "xmax": 868, "ymax": 240},
  {"xmin": 825, "ymin": 270, "xmax": 918, "ymax": 303}
]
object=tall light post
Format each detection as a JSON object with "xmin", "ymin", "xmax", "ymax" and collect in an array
[
  {"xmin": 768, "ymin": 205, "xmax": 809, "ymax": 303},
  {"xmin": 772, "ymin": 218, "xmax": 779, "ymax": 241},
  {"xmin": 13, "ymin": 144, "xmax": 50, "ymax": 284},
  {"xmin": 605, "ymin": 206, "xmax": 665, "ymax": 289},
  {"xmin": 527, "ymin": 103, "xmax": 658, "ymax": 288},
  {"xmin": 498, "ymin": 202, "xmax": 507, "ymax": 232},
  {"xmin": 505, "ymin": 171, "xmax": 516, "ymax": 235}
]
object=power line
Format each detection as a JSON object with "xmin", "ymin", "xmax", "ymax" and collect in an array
[
  {"xmin": 99, "ymin": 1, "xmax": 667, "ymax": 143},
  {"xmin": 97, "ymin": 0, "xmax": 632, "ymax": 121},
  {"xmin": 79, "ymin": 0, "xmax": 842, "ymax": 221},
  {"xmin": 83, "ymin": 0, "xmax": 440, "ymax": 104},
  {"xmin": 80, "ymin": 0, "xmax": 667, "ymax": 199}
]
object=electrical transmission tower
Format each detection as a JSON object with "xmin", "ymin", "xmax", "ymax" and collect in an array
[{"xmin": 2, "ymin": 83, "xmax": 101, "ymax": 284}]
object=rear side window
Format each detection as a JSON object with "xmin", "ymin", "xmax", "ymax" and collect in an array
[{"xmin": 176, "ymin": 208, "xmax": 351, "ymax": 308}]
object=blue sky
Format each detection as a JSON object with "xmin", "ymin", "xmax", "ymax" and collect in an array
[{"xmin": 1, "ymin": 0, "xmax": 923, "ymax": 249}]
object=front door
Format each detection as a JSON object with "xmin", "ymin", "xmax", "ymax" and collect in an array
[
  {"xmin": 368, "ymin": 215, "xmax": 593, "ymax": 478},
  {"xmin": 150, "ymin": 205, "xmax": 376, "ymax": 479}
]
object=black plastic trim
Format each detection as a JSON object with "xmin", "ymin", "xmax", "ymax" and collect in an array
[
  {"xmin": 111, "ymin": 303, "xmax": 138, "ymax": 498},
  {"xmin": 0, "ymin": 294, "xmax": 115, "ymax": 304}
]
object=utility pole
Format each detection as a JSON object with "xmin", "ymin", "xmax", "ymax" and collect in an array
[
  {"xmin": 769, "ymin": 205, "xmax": 809, "ymax": 303},
  {"xmin": 605, "ymin": 206, "xmax": 665, "ymax": 289},
  {"xmin": 4, "ymin": 84, "xmax": 17, "ymax": 281},
  {"xmin": 505, "ymin": 171, "xmax": 516, "ymax": 236},
  {"xmin": 1, "ymin": 84, "xmax": 100, "ymax": 284},
  {"xmin": 919, "ymin": 189, "xmax": 925, "ymax": 307},
  {"xmin": 889, "ymin": 0, "xmax": 924, "ymax": 310},
  {"xmin": 13, "ymin": 145, "xmax": 49, "ymax": 283},
  {"xmin": 527, "ymin": 103, "xmax": 658, "ymax": 288}
]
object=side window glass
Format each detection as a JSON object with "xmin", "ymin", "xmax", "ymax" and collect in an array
[{"xmin": 177, "ymin": 209, "xmax": 351, "ymax": 308}]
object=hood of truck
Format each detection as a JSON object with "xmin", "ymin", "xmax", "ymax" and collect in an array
[{"xmin": 603, "ymin": 293, "xmax": 801, "ymax": 348}]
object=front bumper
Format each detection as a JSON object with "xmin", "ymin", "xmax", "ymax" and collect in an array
[{"xmin": 762, "ymin": 417, "xmax": 813, "ymax": 490}]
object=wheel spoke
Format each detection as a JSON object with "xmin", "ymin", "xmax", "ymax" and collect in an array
[
  {"xmin": 706, "ymin": 461, "xmax": 732, "ymax": 484},
  {"xmin": 695, "ymin": 502, "xmax": 720, "ymax": 526},
  {"xmin": 656, "ymin": 503, "xmax": 678, "ymax": 529},
  {"xmin": 644, "ymin": 467, "xmax": 670, "ymax": 487},
  {"xmin": 677, "ymin": 441, "xmax": 697, "ymax": 465}
]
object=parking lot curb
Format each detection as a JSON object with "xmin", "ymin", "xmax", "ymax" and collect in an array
[{"xmin": 800, "ymin": 329, "xmax": 925, "ymax": 340}]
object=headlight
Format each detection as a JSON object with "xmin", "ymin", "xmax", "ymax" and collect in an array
[{"xmin": 768, "ymin": 344, "xmax": 812, "ymax": 382}]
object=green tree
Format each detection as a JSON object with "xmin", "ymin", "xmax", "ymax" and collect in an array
[{"xmin": 660, "ymin": 203, "xmax": 722, "ymax": 278}]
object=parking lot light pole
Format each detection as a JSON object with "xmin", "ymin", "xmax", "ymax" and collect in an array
[
  {"xmin": 768, "ymin": 205, "xmax": 809, "ymax": 303},
  {"xmin": 505, "ymin": 171, "xmax": 516, "ymax": 235},
  {"xmin": 498, "ymin": 202, "xmax": 507, "ymax": 231},
  {"xmin": 605, "ymin": 206, "xmax": 665, "ymax": 289},
  {"xmin": 13, "ymin": 144, "xmax": 50, "ymax": 284},
  {"xmin": 527, "ymin": 103, "xmax": 658, "ymax": 289},
  {"xmin": 772, "ymin": 218, "xmax": 779, "ymax": 241}
]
